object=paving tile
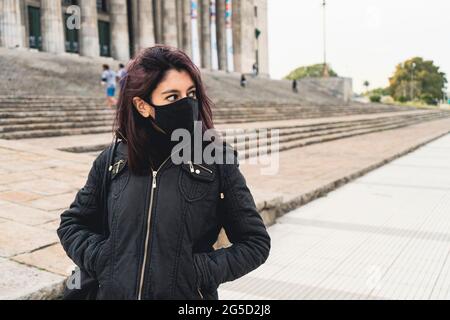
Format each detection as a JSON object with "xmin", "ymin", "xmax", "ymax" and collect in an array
[
  {"xmin": 25, "ymin": 192, "xmax": 77, "ymax": 211},
  {"xmin": 0, "ymin": 202, "xmax": 56, "ymax": 226},
  {"xmin": 12, "ymin": 243, "xmax": 75, "ymax": 277},
  {"xmin": 0, "ymin": 221, "xmax": 58, "ymax": 257},
  {"xmin": 0, "ymin": 257, "xmax": 64, "ymax": 300},
  {"xmin": 0, "ymin": 190, "xmax": 42, "ymax": 203},
  {"xmin": 7, "ymin": 178, "xmax": 78, "ymax": 196}
]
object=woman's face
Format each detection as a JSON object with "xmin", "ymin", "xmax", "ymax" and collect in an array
[{"xmin": 133, "ymin": 69, "xmax": 196, "ymax": 120}]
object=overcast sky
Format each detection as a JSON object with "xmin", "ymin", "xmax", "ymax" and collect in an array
[{"xmin": 267, "ymin": 0, "xmax": 450, "ymax": 93}]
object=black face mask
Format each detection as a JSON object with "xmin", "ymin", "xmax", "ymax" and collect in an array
[{"xmin": 148, "ymin": 97, "xmax": 200, "ymax": 136}]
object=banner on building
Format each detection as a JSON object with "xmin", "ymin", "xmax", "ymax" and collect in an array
[
  {"xmin": 191, "ymin": 1, "xmax": 201, "ymax": 66},
  {"xmin": 225, "ymin": 0, "xmax": 234, "ymax": 72},
  {"xmin": 210, "ymin": 0, "xmax": 219, "ymax": 70}
]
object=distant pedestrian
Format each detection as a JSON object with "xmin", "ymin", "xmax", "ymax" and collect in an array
[
  {"xmin": 101, "ymin": 64, "xmax": 117, "ymax": 108},
  {"xmin": 252, "ymin": 62, "xmax": 258, "ymax": 77},
  {"xmin": 292, "ymin": 79, "xmax": 298, "ymax": 93},
  {"xmin": 240, "ymin": 74, "xmax": 247, "ymax": 88},
  {"xmin": 116, "ymin": 63, "xmax": 126, "ymax": 82},
  {"xmin": 116, "ymin": 63, "xmax": 127, "ymax": 93}
]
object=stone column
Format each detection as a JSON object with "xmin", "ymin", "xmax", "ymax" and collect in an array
[
  {"xmin": 134, "ymin": 0, "xmax": 155, "ymax": 53},
  {"xmin": 254, "ymin": 0, "xmax": 269, "ymax": 77},
  {"xmin": 216, "ymin": 0, "xmax": 226, "ymax": 70},
  {"xmin": 79, "ymin": 0, "xmax": 99, "ymax": 57},
  {"xmin": 153, "ymin": 0, "xmax": 163, "ymax": 43},
  {"xmin": 110, "ymin": 0, "xmax": 130, "ymax": 61},
  {"xmin": 181, "ymin": 0, "xmax": 192, "ymax": 57},
  {"xmin": 176, "ymin": 0, "xmax": 183, "ymax": 49},
  {"xmin": 162, "ymin": 0, "xmax": 178, "ymax": 46},
  {"xmin": 200, "ymin": 0, "xmax": 211, "ymax": 69},
  {"xmin": 0, "ymin": 0, "xmax": 25, "ymax": 48},
  {"xmin": 40, "ymin": 0, "xmax": 65, "ymax": 53},
  {"xmin": 232, "ymin": 0, "xmax": 255, "ymax": 73},
  {"xmin": 232, "ymin": 0, "xmax": 241, "ymax": 72}
]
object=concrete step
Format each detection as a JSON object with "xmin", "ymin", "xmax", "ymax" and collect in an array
[
  {"xmin": 214, "ymin": 111, "xmax": 415, "ymax": 124},
  {"xmin": 0, "ymin": 126, "xmax": 113, "ymax": 140},
  {"xmin": 0, "ymin": 114, "xmax": 116, "ymax": 125},
  {"xmin": 222, "ymin": 111, "xmax": 440, "ymax": 137},
  {"xmin": 0, "ymin": 109, "xmax": 115, "ymax": 118},
  {"xmin": 219, "ymin": 113, "xmax": 425, "ymax": 136},
  {"xmin": 0, "ymin": 119, "xmax": 115, "ymax": 133}
]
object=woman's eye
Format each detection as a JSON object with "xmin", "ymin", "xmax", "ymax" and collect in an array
[
  {"xmin": 188, "ymin": 91, "xmax": 197, "ymax": 98},
  {"xmin": 167, "ymin": 95, "xmax": 177, "ymax": 102}
]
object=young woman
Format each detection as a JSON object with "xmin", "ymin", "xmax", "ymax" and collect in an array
[{"xmin": 57, "ymin": 45, "xmax": 271, "ymax": 300}]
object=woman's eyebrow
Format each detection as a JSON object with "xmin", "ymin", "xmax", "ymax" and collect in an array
[
  {"xmin": 161, "ymin": 85, "xmax": 196, "ymax": 94},
  {"xmin": 161, "ymin": 89, "xmax": 179, "ymax": 94}
]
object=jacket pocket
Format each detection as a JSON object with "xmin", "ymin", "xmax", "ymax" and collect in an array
[
  {"xmin": 179, "ymin": 161, "xmax": 215, "ymax": 202},
  {"xmin": 94, "ymin": 238, "xmax": 112, "ymax": 282},
  {"xmin": 192, "ymin": 254, "xmax": 205, "ymax": 299},
  {"xmin": 192, "ymin": 252, "xmax": 218, "ymax": 298}
]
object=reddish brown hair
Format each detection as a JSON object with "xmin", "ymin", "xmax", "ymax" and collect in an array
[{"xmin": 112, "ymin": 45, "xmax": 215, "ymax": 175}]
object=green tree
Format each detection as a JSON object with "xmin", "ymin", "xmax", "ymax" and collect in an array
[
  {"xmin": 366, "ymin": 87, "xmax": 389, "ymax": 96},
  {"xmin": 284, "ymin": 63, "xmax": 338, "ymax": 80},
  {"xmin": 369, "ymin": 95, "xmax": 381, "ymax": 103},
  {"xmin": 388, "ymin": 57, "xmax": 447, "ymax": 104}
]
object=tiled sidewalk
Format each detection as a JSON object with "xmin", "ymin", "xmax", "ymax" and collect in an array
[
  {"xmin": 219, "ymin": 133, "xmax": 450, "ymax": 299},
  {"xmin": 0, "ymin": 117, "xmax": 450, "ymax": 299}
]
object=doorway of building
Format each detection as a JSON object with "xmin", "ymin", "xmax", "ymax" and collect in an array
[
  {"xmin": 98, "ymin": 20, "xmax": 111, "ymax": 57},
  {"xmin": 27, "ymin": 6, "xmax": 42, "ymax": 50},
  {"xmin": 64, "ymin": 13, "xmax": 79, "ymax": 53}
]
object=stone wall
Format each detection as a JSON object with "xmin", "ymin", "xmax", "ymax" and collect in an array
[{"xmin": 298, "ymin": 77, "xmax": 353, "ymax": 104}]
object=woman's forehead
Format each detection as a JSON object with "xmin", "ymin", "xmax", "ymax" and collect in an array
[{"xmin": 157, "ymin": 69, "xmax": 195, "ymax": 91}]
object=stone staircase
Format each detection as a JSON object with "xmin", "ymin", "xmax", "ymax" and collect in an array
[
  {"xmin": 225, "ymin": 110, "xmax": 450, "ymax": 159},
  {"xmin": 0, "ymin": 95, "xmax": 425, "ymax": 140},
  {"xmin": 68, "ymin": 109, "xmax": 450, "ymax": 158}
]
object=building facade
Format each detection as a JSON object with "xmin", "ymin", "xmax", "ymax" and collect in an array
[{"xmin": 0, "ymin": 0, "xmax": 269, "ymax": 75}]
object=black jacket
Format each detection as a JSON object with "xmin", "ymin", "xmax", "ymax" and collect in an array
[{"xmin": 57, "ymin": 140, "xmax": 271, "ymax": 299}]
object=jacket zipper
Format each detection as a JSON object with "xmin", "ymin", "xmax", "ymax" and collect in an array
[
  {"xmin": 196, "ymin": 163, "xmax": 212, "ymax": 173},
  {"xmin": 187, "ymin": 160, "xmax": 213, "ymax": 174},
  {"xmin": 137, "ymin": 170, "xmax": 157, "ymax": 300},
  {"xmin": 136, "ymin": 144, "xmax": 188, "ymax": 300},
  {"xmin": 197, "ymin": 287, "xmax": 204, "ymax": 300}
]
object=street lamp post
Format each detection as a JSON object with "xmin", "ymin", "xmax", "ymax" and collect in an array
[
  {"xmin": 322, "ymin": 0, "xmax": 328, "ymax": 77},
  {"xmin": 410, "ymin": 62, "xmax": 416, "ymax": 101}
]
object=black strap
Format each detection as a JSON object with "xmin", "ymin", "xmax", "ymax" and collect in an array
[{"xmin": 100, "ymin": 135, "xmax": 120, "ymax": 236}]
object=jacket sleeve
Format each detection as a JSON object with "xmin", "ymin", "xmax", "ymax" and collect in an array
[
  {"xmin": 57, "ymin": 149, "xmax": 109, "ymax": 278},
  {"xmin": 194, "ymin": 149, "xmax": 271, "ymax": 292}
]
